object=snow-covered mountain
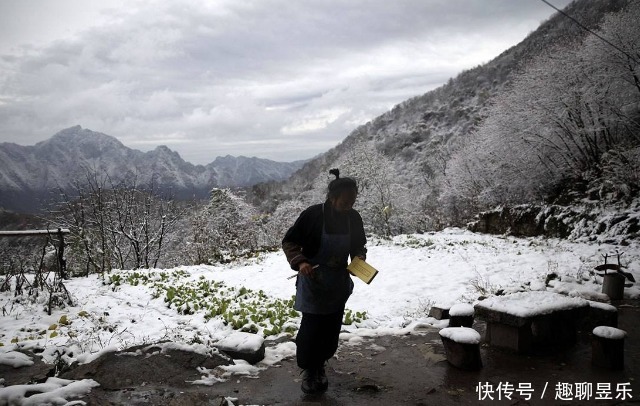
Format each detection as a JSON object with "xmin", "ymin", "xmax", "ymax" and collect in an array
[
  {"xmin": 282, "ymin": 0, "xmax": 631, "ymax": 218},
  {"xmin": 0, "ymin": 126, "xmax": 305, "ymax": 213}
]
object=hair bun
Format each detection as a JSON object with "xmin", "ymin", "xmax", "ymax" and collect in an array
[{"xmin": 326, "ymin": 168, "xmax": 358, "ymax": 197}]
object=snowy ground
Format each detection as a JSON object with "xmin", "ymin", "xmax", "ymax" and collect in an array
[{"xmin": 1, "ymin": 228, "xmax": 639, "ymax": 404}]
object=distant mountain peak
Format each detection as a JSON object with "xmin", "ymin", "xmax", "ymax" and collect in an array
[
  {"xmin": 46, "ymin": 126, "xmax": 124, "ymax": 147},
  {"xmin": 153, "ymin": 144, "xmax": 180, "ymax": 155},
  {"xmin": 61, "ymin": 124, "xmax": 82, "ymax": 132},
  {"xmin": 51, "ymin": 125, "xmax": 95, "ymax": 138}
]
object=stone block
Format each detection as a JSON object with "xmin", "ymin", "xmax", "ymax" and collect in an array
[
  {"xmin": 429, "ymin": 306, "xmax": 450, "ymax": 320},
  {"xmin": 485, "ymin": 322, "xmax": 533, "ymax": 353},
  {"xmin": 215, "ymin": 332, "xmax": 266, "ymax": 364},
  {"xmin": 591, "ymin": 326, "xmax": 626, "ymax": 370},
  {"xmin": 449, "ymin": 303, "xmax": 474, "ymax": 327},
  {"xmin": 439, "ymin": 327, "xmax": 482, "ymax": 370},
  {"xmin": 449, "ymin": 315, "xmax": 474, "ymax": 328}
]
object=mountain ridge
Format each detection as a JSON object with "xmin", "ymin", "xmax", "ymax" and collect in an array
[
  {"xmin": 278, "ymin": 0, "xmax": 630, "ymax": 219},
  {"xmin": 0, "ymin": 125, "xmax": 305, "ymax": 213}
]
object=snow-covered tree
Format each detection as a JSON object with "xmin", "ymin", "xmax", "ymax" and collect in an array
[
  {"xmin": 586, "ymin": 1, "xmax": 640, "ymax": 100},
  {"xmin": 337, "ymin": 142, "xmax": 419, "ymax": 236},
  {"xmin": 51, "ymin": 169, "xmax": 182, "ymax": 273},
  {"xmin": 581, "ymin": 1, "xmax": 640, "ymax": 199},
  {"xmin": 184, "ymin": 188, "xmax": 260, "ymax": 263},
  {"xmin": 444, "ymin": 1, "xmax": 640, "ymax": 212},
  {"xmin": 181, "ymin": 200, "xmax": 214, "ymax": 265}
]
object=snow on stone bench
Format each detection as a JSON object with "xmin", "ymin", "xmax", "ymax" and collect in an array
[
  {"xmin": 214, "ymin": 331, "xmax": 266, "ymax": 364},
  {"xmin": 592, "ymin": 326, "xmax": 626, "ymax": 370},
  {"xmin": 474, "ymin": 291, "xmax": 589, "ymax": 353},
  {"xmin": 593, "ymin": 326, "xmax": 627, "ymax": 340},
  {"xmin": 439, "ymin": 327, "xmax": 482, "ymax": 370},
  {"xmin": 448, "ymin": 303, "xmax": 475, "ymax": 328}
]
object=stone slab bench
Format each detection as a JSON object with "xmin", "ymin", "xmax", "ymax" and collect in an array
[{"xmin": 474, "ymin": 291, "xmax": 589, "ymax": 353}]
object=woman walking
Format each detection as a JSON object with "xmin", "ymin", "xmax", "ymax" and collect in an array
[{"xmin": 282, "ymin": 169, "xmax": 367, "ymax": 394}]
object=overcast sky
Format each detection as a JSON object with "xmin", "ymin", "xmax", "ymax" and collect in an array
[{"xmin": 0, "ymin": 0, "xmax": 571, "ymax": 164}]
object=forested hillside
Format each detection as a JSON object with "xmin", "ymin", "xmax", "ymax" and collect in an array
[{"xmin": 264, "ymin": 0, "xmax": 638, "ymax": 240}]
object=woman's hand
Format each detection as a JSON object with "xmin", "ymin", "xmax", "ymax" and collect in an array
[{"xmin": 298, "ymin": 262, "xmax": 316, "ymax": 276}]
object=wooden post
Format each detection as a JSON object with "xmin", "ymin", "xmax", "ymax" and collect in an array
[{"xmin": 57, "ymin": 228, "xmax": 68, "ymax": 279}]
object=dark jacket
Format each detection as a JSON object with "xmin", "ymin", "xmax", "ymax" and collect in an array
[{"xmin": 282, "ymin": 201, "xmax": 367, "ymax": 271}]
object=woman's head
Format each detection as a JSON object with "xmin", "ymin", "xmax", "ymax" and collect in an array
[{"xmin": 327, "ymin": 169, "xmax": 358, "ymax": 212}]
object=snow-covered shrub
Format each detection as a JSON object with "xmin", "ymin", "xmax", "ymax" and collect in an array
[
  {"xmin": 183, "ymin": 188, "xmax": 262, "ymax": 264},
  {"xmin": 598, "ymin": 147, "xmax": 640, "ymax": 202}
]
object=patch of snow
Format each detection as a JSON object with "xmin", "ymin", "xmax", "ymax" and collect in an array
[
  {"xmin": 215, "ymin": 331, "xmax": 264, "ymax": 353},
  {"xmin": 548, "ymin": 280, "xmax": 611, "ymax": 302},
  {"xmin": 0, "ymin": 350, "xmax": 34, "ymax": 368},
  {"xmin": 76, "ymin": 345, "xmax": 119, "ymax": 365},
  {"xmin": 0, "ymin": 377, "xmax": 99, "ymax": 406},
  {"xmin": 218, "ymin": 360, "xmax": 262, "ymax": 379},
  {"xmin": 587, "ymin": 300, "xmax": 617, "ymax": 312},
  {"xmin": 260, "ymin": 342, "xmax": 297, "ymax": 367}
]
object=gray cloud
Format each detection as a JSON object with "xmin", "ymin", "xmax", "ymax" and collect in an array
[{"xmin": 0, "ymin": 0, "xmax": 571, "ymax": 163}]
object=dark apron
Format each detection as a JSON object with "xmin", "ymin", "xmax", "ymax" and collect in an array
[{"xmin": 294, "ymin": 209, "xmax": 354, "ymax": 314}]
